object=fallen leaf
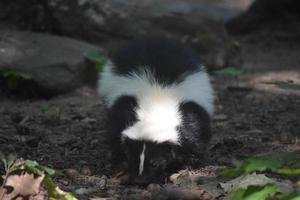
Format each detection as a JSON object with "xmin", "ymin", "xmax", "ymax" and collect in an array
[
  {"xmin": 2, "ymin": 172, "xmax": 44, "ymax": 200},
  {"xmin": 227, "ymin": 184, "xmax": 278, "ymax": 200},
  {"xmin": 214, "ymin": 67, "xmax": 243, "ymax": 77},
  {"xmin": 169, "ymin": 169, "xmax": 197, "ymax": 188},
  {"xmin": 44, "ymin": 176, "xmax": 78, "ymax": 200},
  {"xmin": 220, "ymin": 173, "xmax": 292, "ymax": 194},
  {"xmin": 277, "ymin": 168, "xmax": 300, "ymax": 176}
]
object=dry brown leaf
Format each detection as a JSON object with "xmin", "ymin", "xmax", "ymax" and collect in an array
[
  {"xmin": 70, "ymin": 174, "xmax": 107, "ymax": 190},
  {"xmin": 1, "ymin": 172, "xmax": 44, "ymax": 200},
  {"xmin": 0, "ymin": 186, "xmax": 6, "ymax": 200}
]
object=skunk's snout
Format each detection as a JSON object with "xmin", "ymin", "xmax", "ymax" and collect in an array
[{"xmin": 130, "ymin": 159, "xmax": 169, "ymax": 185}]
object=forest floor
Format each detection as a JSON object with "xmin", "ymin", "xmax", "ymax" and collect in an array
[{"xmin": 0, "ymin": 29, "xmax": 299, "ymax": 199}]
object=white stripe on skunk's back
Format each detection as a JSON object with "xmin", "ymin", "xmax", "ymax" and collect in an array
[{"xmin": 97, "ymin": 61, "xmax": 214, "ymax": 144}]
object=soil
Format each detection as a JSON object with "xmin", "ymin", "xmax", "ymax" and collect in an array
[{"xmin": 0, "ymin": 29, "xmax": 299, "ymax": 199}]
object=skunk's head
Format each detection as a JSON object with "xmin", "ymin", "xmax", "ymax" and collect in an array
[{"xmin": 119, "ymin": 89, "xmax": 184, "ymax": 185}]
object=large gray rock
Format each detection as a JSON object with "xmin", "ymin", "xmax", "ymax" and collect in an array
[
  {"xmin": 227, "ymin": 0, "xmax": 300, "ymax": 34},
  {"xmin": 46, "ymin": 0, "xmax": 241, "ymax": 69},
  {"xmin": 0, "ymin": 30, "xmax": 100, "ymax": 95}
]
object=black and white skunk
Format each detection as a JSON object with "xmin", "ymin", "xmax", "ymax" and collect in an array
[{"xmin": 97, "ymin": 37, "xmax": 214, "ymax": 185}]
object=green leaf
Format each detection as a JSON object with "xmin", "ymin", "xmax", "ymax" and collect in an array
[
  {"xmin": 25, "ymin": 165, "xmax": 44, "ymax": 176},
  {"xmin": 275, "ymin": 82, "xmax": 300, "ymax": 90},
  {"xmin": 219, "ymin": 157, "xmax": 283, "ymax": 177},
  {"xmin": 243, "ymin": 184, "xmax": 277, "ymax": 200},
  {"xmin": 214, "ymin": 67, "xmax": 243, "ymax": 77},
  {"xmin": 1, "ymin": 70, "xmax": 32, "ymax": 80},
  {"xmin": 40, "ymin": 105, "xmax": 50, "ymax": 113},
  {"xmin": 64, "ymin": 193, "xmax": 77, "ymax": 200},
  {"xmin": 84, "ymin": 51, "xmax": 103, "ymax": 63},
  {"xmin": 278, "ymin": 192, "xmax": 300, "ymax": 200},
  {"xmin": 2, "ymin": 71, "xmax": 14, "ymax": 78},
  {"xmin": 18, "ymin": 72, "xmax": 32, "ymax": 80},
  {"xmin": 261, "ymin": 81, "xmax": 300, "ymax": 91},
  {"xmin": 84, "ymin": 51, "xmax": 107, "ymax": 73},
  {"xmin": 218, "ymin": 168, "xmax": 244, "ymax": 177},
  {"xmin": 43, "ymin": 176, "xmax": 57, "ymax": 198},
  {"xmin": 229, "ymin": 184, "xmax": 278, "ymax": 200},
  {"xmin": 242, "ymin": 158, "xmax": 283, "ymax": 173},
  {"xmin": 23, "ymin": 160, "xmax": 45, "ymax": 176},
  {"xmin": 95, "ymin": 62, "xmax": 104, "ymax": 73},
  {"xmin": 228, "ymin": 188, "xmax": 246, "ymax": 200},
  {"xmin": 24, "ymin": 160, "xmax": 39, "ymax": 168},
  {"xmin": 277, "ymin": 168, "xmax": 300, "ymax": 176},
  {"xmin": 40, "ymin": 166, "xmax": 56, "ymax": 176},
  {"xmin": 219, "ymin": 152, "xmax": 300, "ymax": 178},
  {"xmin": 44, "ymin": 176, "xmax": 77, "ymax": 200}
]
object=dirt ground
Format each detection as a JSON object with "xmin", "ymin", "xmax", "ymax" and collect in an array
[{"xmin": 0, "ymin": 29, "xmax": 299, "ymax": 199}]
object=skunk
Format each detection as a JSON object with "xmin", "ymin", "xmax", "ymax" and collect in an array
[{"xmin": 97, "ymin": 37, "xmax": 214, "ymax": 185}]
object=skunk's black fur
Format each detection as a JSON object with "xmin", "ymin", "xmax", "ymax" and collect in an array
[{"xmin": 111, "ymin": 37, "xmax": 202, "ymax": 85}]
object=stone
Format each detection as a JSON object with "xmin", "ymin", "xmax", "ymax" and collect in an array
[
  {"xmin": 0, "ymin": 29, "xmax": 100, "ymax": 96},
  {"xmin": 227, "ymin": 0, "xmax": 300, "ymax": 34},
  {"xmin": 0, "ymin": 0, "xmax": 249, "ymax": 69},
  {"xmin": 46, "ymin": 0, "xmax": 240, "ymax": 69}
]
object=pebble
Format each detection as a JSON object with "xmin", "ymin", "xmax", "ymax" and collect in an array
[
  {"xmin": 213, "ymin": 114, "xmax": 228, "ymax": 121},
  {"xmin": 96, "ymin": 175, "xmax": 108, "ymax": 190},
  {"xmin": 59, "ymin": 179, "xmax": 69, "ymax": 186},
  {"xmin": 81, "ymin": 165, "xmax": 92, "ymax": 176},
  {"xmin": 65, "ymin": 169, "xmax": 79, "ymax": 178},
  {"xmin": 245, "ymin": 129, "xmax": 264, "ymax": 135},
  {"xmin": 90, "ymin": 139, "xmax": 99, "ymax": 149},
  {"xmin": 280, "ymin": 131, "xmax": 295, "ymax": 144},
  {"xmin": 82, "ymin": 117, "xmax": 97, "ymax": 124}
]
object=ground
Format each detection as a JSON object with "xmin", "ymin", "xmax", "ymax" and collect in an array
[{"xmin": 0, "ymin": 30, "xmax": 299, "ymax": 200}]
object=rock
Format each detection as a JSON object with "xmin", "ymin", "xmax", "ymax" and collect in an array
[
  {"xmin": 46, "ymin": 0, "xmax": 239, "ymax": 69},
  {"xmin": 65, "ymin": 169, "xmax": 79, "ymax": 178},
  {"xmin": 227, "ymin": 0, "xmax": 300, "ymax": 34},
  {"xmin": 0, "ymin": 0, "xmax": 246, "ymax": 69},
  {"xmin": 0, "ymin": 29, "xmax": 100, "ymax": 96},
  {"xmin": 279, "ymin": 131, "xmax": 296, "ymax": 144}
]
